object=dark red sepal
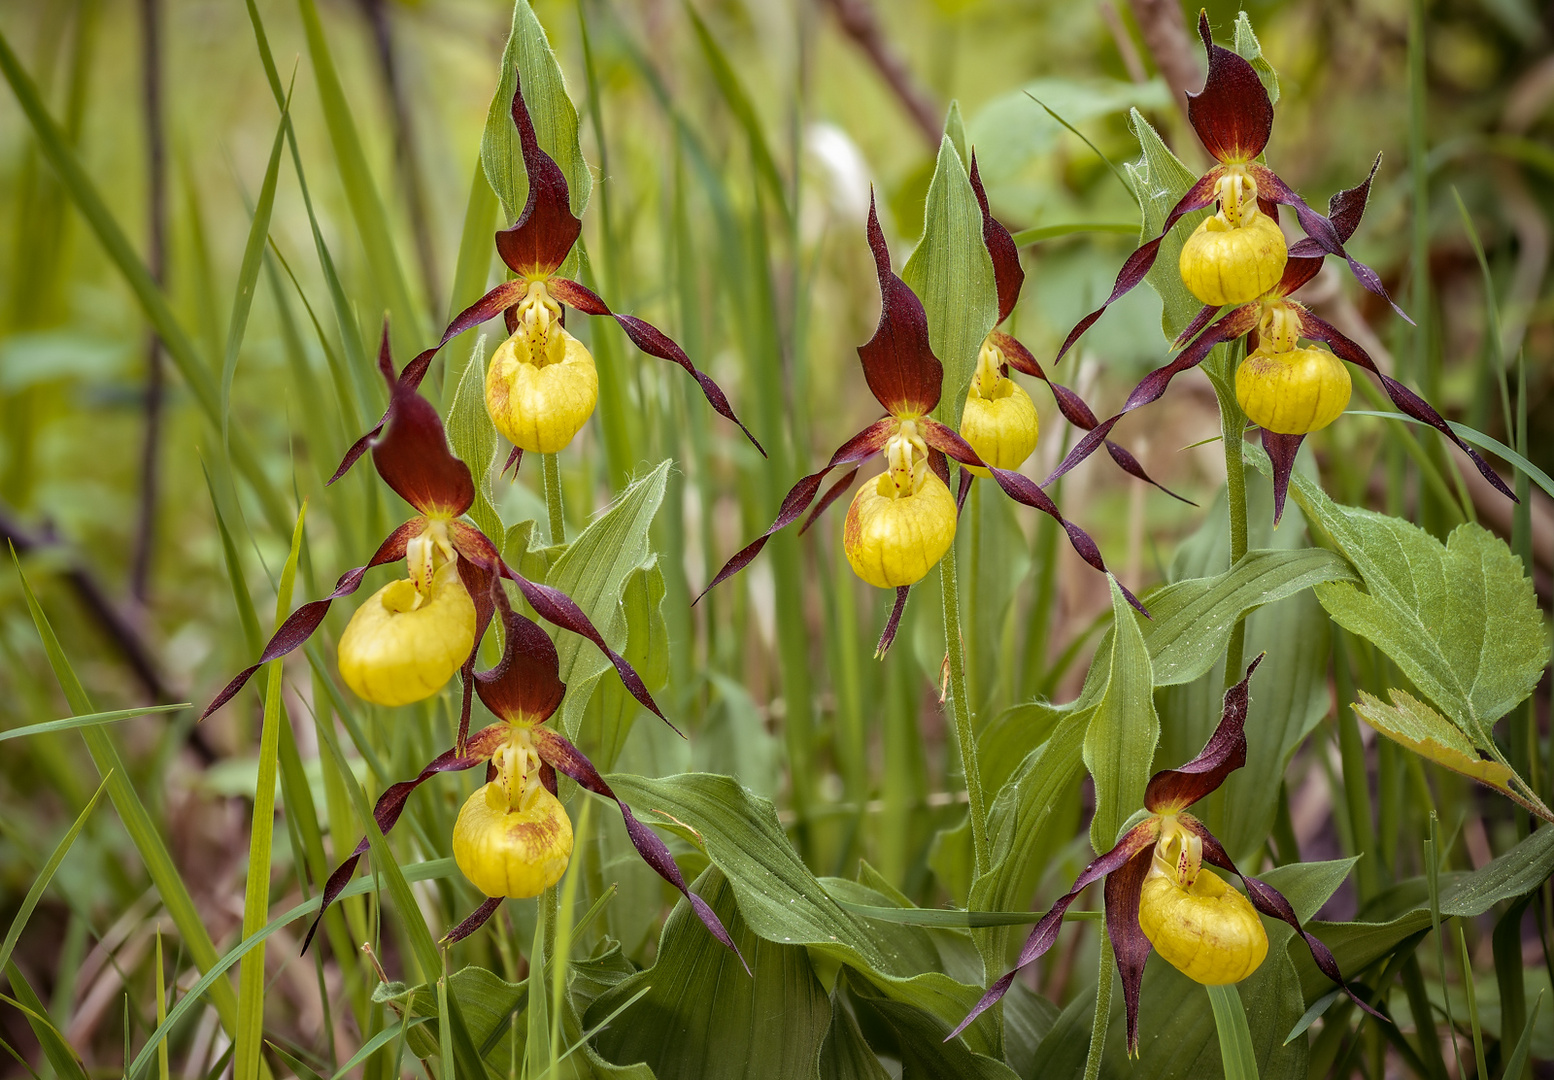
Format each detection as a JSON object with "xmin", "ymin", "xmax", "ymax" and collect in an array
[
  {"xmin": 493, "ymin": 77, "xmax": 581, "ymax": 277},
  {"xmin": 1045, "ymin": 303, "xmax": 1262, "ymax": 487},
  {"xmin": 1187, "ymin": 11, "xmax": 1273, "ymax": 164},
  {"xmin": 1170, "ymin": 304, "xmax": 1223, "ymax": 351},
  {"xmin": 447, "ymin": 521, "xmax": 679, "ymax": 736},
  {"xmin": 474, "ymin": 602, "xmax": 566, "ymax": 725},
  {"xmin": 1185, "ymin": 819, "xmax": 1386, "ymax": 1023},
  {"xmin": 502, "ymin": 446, "xmax": 524, "ymax": 479},
  {"xmin": 546, "ymin": 277, "xmax": 764, "ymax": 455},
  {"xmin": 969, "ymin": 155, "xmax": 1023, "ymax": 324},
  {"xmin": 1105, "ymin": 844, "xmax": 1156, "ymax": 1055},
  {"xmin": 1053, "ymin": 170, "xmax": 1223, "ymax": 365},
  {"xmin": 875, "ymin": 586, "xmax": 911, "ymax": 659},
  {"xmin": 1145, "ymin": 655, "xmax": 1263, "ymax": 814},
  {"xmin": 1261, "ymin": 430, "xmax": 1306, "ymax": 525},
  {"xmin": 697, "ymin": 419, "xmax": 896, "ymax": 599},
  {"xmin": 371, "ymin": 336, "xmax": 476, "ymax": 519},
  {"xmin": 301, "ymin": 722, "xmax": 511, "ymax": 952},
  {"xmin": 1286, "ymin": 155, "xmax": 1381, "ymax": 260},
  {"xmin": 329, "ymin": 282, "xmax": 530, "ymax": 485},
  {"xmin": 919, "ymin": 419, "xmax": 1147, "ymax": 615},
  {"xmin": 530, "ymin": 725, "xmax": 749, "ymax": 972},
  {"xmin": 1293, "ymin": 310, "xmax": 1515, "ymax": 501},
  {"xmin": 799, "ymin": 467, "xmax": 860, "ymax": 536},
  {"xmin": 1249, "ymin": 165, "xmax": 1408, "ymax": 321},
  {"xmin": 994, "ymin": 333, "xmax": 1194, "ymax": 505},
  {"xmin": 201, "ymin": 518, "xmax": 425, "ymax": 720},
  {"xmin": 948, "ymin": 818, "xmax": 1162, "ymax": 1040},
  {"xmin": 860, "ymin": 194, "xmax": 943, "ymax": 417},
  {"xmin": 442, "ymin": 897, "xmax": 503, "ymax": 945},
  {"xmin": 454, "ymin": 557, "xmax": 502, "ymax": 751},
  {"xmin": 955, "ymin": 468, "xmax": 973, "ymax": 515}
]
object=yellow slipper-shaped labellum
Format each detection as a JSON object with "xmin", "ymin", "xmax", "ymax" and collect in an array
[
  {"xmin": 1178, "ymin": 212, "xmax": 1288, "ymax": 307},
  {"xmin": 485, "ymin": 328, "xmax": 599, "ymax": 453},
  {"xmin": 453, "ymin": 781, "xmax": 574, "ymax": 899},
  {"xmin": 843, "ymin": 471, "xmax": 957, "ymax": 589},
  {"xmin": 1236, "ymin": 346, "xmax": 1352, "ymax": 435},
  {"xmin": 961, "ymin": 378, "xmax": 1038, "ymax": 478},
  {"xmin": 1138, "ymin": 868, "xmax": 1269, "ymax": 985},
  {"xmin": 337, "ymin": 560, "xmax": 476, "ymax": 707}
]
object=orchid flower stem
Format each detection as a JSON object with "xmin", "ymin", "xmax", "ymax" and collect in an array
[
  {"xmin": 542, "ymin": 453, "xmax": 565, "ymax": 545},
  {"xmin": 1213, "ymin": 354, "xmax": 1249, "ymax": 690},
  {"xmin": 1083, "ymin": 934, "xmax": 1115, "ymax": 1080},
  {"xmin": 939, "ymin": 531, "xmax": 996, "ymax": 994}
]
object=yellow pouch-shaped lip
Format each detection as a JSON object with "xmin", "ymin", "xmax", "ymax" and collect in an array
[
  {"xmin": 960, "ymin": 378, "xmax": 1038, "ymax": 477},
  {"xmin": 843, "ymin": 471, "xmax": 957, "ymax": 589},
  {"xmin": 337, "ymin": 560, "xmax": 476, "ymax": 707},
  {"xmin": 1236, "ymin": 346, "xmax": 1351, "ymax": 435},
  {"xmin": 453, "ymin": 781, "xmax": 574, "ymax": 899},
  {"xmin": 1178, "ymin": 212, "xmax": 1287, "ymax": 307},
  {"xmin": 486, "ymin": 328, "xmax": 599, "ymax": 453},
  {"xmin": 1138, "ymin": 867, "xmax": 1269, "ymax": 985}
]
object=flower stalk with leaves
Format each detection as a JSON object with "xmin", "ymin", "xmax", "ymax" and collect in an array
[
  {"xmin": 951, "ymin": 656, "xmax": 1380, "ymax": 1052},
  {"xmin": 700, "ymin": 197, "xmax": 1138, "ymax": 656},
  {"xmin": 302, "ymin": 597, "xmax": 744, "ymax": 959},
  {"xmin": 200, "ymin": 327, "xmax": 668, "ymax": 751}
]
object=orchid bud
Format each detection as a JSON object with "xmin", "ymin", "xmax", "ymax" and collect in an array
[
  {"xmin": 485, "ymin": 282, "xmax": 599, "ymax": 453},
  {"xmin": 1137, "ymin": 820, "xmax": 1268, "ymax": 985},
  {"xmin": 337, "ymin": 559, "xmax": 476, "ymax": 706},
  {"xmin": 1236, "ymin": 346, "xmax": 1351, "ymax": 435},
  {"xmin": 843, "ymin": 425, "xmax": 956, "ymax": 589},
  {"xmin": 452, "ymin": 775, "xmax": 574, "ymax": 899},
  {"xmin": 960, "ymin": 338, "xmax": 1038, "ymax": 478}
]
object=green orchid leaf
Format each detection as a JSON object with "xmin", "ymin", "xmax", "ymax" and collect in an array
[
  {"xmin": 1084, "ymin": 576, "xmax": 1159, "ymax": 851},
  {"xmin": 446, "ymin": 334, "xmax": 503, "ymax": 544},
  {"xmin": 1124, "ymin": 108, "xmax": 1209, "ymax": 342}
]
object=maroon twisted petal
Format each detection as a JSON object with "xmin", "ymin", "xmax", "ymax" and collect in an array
[{"xmin": 1106, "ymin": 845, "xmax": 1157, "ymax": 1054}]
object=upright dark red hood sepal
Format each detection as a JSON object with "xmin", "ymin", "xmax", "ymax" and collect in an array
[
  {"xmin": 1145, "ymin": 655, "xmax": 1263, "ymax": 813},
  {"xmin": 968, "ymin": 155, "xmax": 1024, "ymax": 325},
  {"xmin": 1186, "ymin": 10, "xmax": 1273, "ymax": 164},
  {"xmin": 493, "ymin": 76, "xmax": 582, "ymax": 278},
  {"xmin": 474, "ymin": 601, "xmax": 566, "ymax": 725},
  {"xmin": 859, "ymin": 193, "xmax": 943, "ymax": 418},
  {"xmin": 370, "ymin": 329, "xmax": 476, "ymax": 519}
]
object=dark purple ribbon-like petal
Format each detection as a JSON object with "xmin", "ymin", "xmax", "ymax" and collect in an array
[
  {"xmin": 1184, "ymin": 819, "xmax": 1386, "ymax": 1023},
  {"xmin": 799, "ymin": 467, "xmax": 861, "ymax": 536},
  {"xmin": 921, "ymin": 420, "xmax": 1146, "ymax": 615},
  {"xmin": 875, "ymin": 586, "xmax": 911, "ymax": 659},
  {"xmin": 949, "ymin": 818, "xmax": 1162, "ymax": 1040},
  {"xmin": 1293, "ymin": 309, "xmax": 1515, "ymax": 501},
  {"xmin": 530, "ymin": 725, "xmax": 748, "ymax": 972},
  {"xmin": 547, "ymin": 277, "xmax": 764, "ymax": 455},
  {"xmin": 1105, "ymin": 844, "xmax": 1157, "ymax": 1055},
  {"xmin": 1145, "ymin": 655, "xmax": 1263, "ymax": 814},
  {"xmin": 442, "ymin": 897, "xmax": 504, "ymax": 946},
  {"xmin": 201, "ymin": 518, "xmax": 425, "ymax": 720}
]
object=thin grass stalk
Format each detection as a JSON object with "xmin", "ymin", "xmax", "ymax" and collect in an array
[
  {"xmin": 1083, "ymin": 934, "xmax": 1115, "ymax": 1080},
  {"xmin": 131, "ymin": 0, "xmax": 165, "ymax": 605},
  {"xmin": 1456, "ymin": 922, "xmax": 1489, "ymax": 1080}
]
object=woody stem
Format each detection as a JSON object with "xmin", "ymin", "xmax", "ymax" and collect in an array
[{"xmin": 542, "ymin": 453, "xmax": 565, "ymax": 545}]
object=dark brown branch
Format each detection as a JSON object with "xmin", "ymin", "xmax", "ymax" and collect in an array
[
  {"xmin": 820, "ymin": 0, "xmax": 940, "ymax": 149},
  {"xmin": 131, "ymin": 0, "xmax": 165, "ymax": 605},
  {"xmin": 1125, "ymin": 0, "xmax": 1202, "ymax": 123}
]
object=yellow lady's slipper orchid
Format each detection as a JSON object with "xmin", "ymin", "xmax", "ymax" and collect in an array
[
  {"xmin": 485, "ymin": 281, "xmax": 599, "ymax": 454},
  {"xmin": 1236, "ymin": 345, "xmax": 1351, "ymax": 435},
  {"xmin": 1178, "ymin": 175, "xmax": 1288, "ymax": 307},
  {"xmin": 843, "ymin": 424, "xmax": 957, "ymax": 589},
  {"xmin": 453, "ymin": 732, "xmax": 573, "ymax": 899},
  {"xmin": 960, "ymin": 337, "xmax": 1038, "ymax": 477},
  {"xmin": 337, "ymin": 559, "xmax": 477, "ymax": 707}
]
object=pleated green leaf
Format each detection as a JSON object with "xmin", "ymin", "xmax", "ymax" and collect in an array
[
  {"xmin": 902, "ymin": 136, "xmax": 999, "ymax": 431},
  {"xmin": 1124, "ymin": 108, "xmax": 1209, "ymax": 343},
  {"xmin": 1083, "ymin": 576, "xmax": 1158, "ymax": 851},
  {"xmin": 446, "ymin": 334, "xmax": 503, "ymax": 543},
  {"xmin": 482, "ymin": 0, "xmax": 591, "ymax": 221}
]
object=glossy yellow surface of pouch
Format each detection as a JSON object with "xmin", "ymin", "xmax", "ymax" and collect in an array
[
  {"xmin": 1236, "ymin": 346, "xmax": 1351, "ymax": 434},
  {"xmin": 1138, "ymin": 867, "xmax": 1269, "ymax": 985},
  {"xmin": 961, "ymin": 377, "xmax": 1038, "ymax": 477},
  {"xmin": 1179, "ymin": 212, "xmax": 1288, "ymax": 306},
  {"xmin": 453, "ymin": 781, "xmax": 574, "ymax": 899},
  {"xmin": 844, "ymin": 470, "xmax": 957, "ymax": 589},
  {"xmin": 486, "ymin": 325, "xmax": 599, "ymax": 453},
  {"xmin": 337, "ymin": 560, "xmax": 476, "ymax": 707}
]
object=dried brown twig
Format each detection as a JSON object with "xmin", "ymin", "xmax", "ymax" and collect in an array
[{"xmin": 820, "ymin": 0, "xmax": 940, "ymax": 149}]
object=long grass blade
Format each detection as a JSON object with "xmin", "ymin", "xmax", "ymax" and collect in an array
[
  {"xmin": 1207, "ymin": 983, "xmax": 1260, "ymax": 1080},
  {"xmin": 1347, "ymin": 410, "xmax": 1553, "ymax": 500},
  {"xmin": 0, "ymin": 774, "xmax": 109, "ymax": 975},
  {"xmin": 0, "ymin": 975, "xmax": 88, "ymax": 1080},
  {"xmin": 235, "ymin": 504, "xmax": 307, "ymax": 1080},
  {"xmin": 0, "ymin": 705, "xmax": 186, "ymax": 743}
]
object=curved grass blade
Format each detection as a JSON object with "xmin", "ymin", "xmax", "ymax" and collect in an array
[
  {"xmin": 0, "ymin": 704, "xmax": 187, "ymax": 743},
  {"xmin": 0, "ymin": 774, "xmax": 110, "ymax": 975},
  {"xmin": 1008, "ymin": 221, "xmax": 1138, "ymax": 245},
  {"xmin": 831, "ymin": 898, "xmax": 1103, "ymax": 928},
  {"xmin": 1346, "ymin": 410, "xmax": 1552, "ymax": 502}
]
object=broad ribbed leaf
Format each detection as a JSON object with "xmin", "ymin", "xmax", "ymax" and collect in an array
[
  {"xmin": 548, "ymin": 461, "xmax": 670, "ymax": 739},
  {"xmin": 902, "ymin": 137, "xmax": 999, "ymax": 431},
  {"xmin": 1083, "ymin": 577, "xmax": 1158, "ymax": 851},
  {"xmin": 482, "ymin": 0, "xmax": 590, "ymax": 222},
  {"xmin": 588, "ymin": 868, "xmax": 830, "ymax": 1079},
  {"xmin": 445, "ymin": 334, "xmax": 503, "ymax": 542}
]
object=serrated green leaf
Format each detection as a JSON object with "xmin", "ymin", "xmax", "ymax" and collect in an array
[
  {"xmin": 589, "ymin": 868, "xmax": 829, "ymax": 1079},
  {"xmin": 1233, "ymin": 13, "xmax": 1280, "ymax": 105},
  {"xmin": 902, "ymin": 137, "xmax": 999, "ymax": 431},
  {"xmin": 548, "ymin": 461, "xmax": 670, "ymax": 739},
  {"xmin": 1084, "ymin": 577, "xmax": 1159, "ymax": 851},
  {"xmin": 1124, "ymin": 108, "xmax": 1210, "ymax": 342},
  {"xmin": 1251, "ymin": 447, "xmax": 1549, "ymax": 744},
  {"xmin": 1353, "ymin": 689, "xmax": 1521, "ymax": 796},
  {"xmin": 482, "ymin": 0, "xmax": 590, "ymax": 222}
]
